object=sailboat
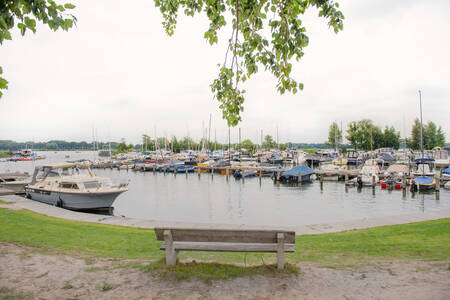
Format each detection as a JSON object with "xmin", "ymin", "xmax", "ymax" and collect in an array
[{"xmin": 411, "ymin": 90, "xmax": 436, "ymax": 192}]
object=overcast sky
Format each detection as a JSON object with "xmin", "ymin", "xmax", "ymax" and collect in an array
[{"xmin": 0, "ymin": 0, "xmax": 449, "ymax": 145}]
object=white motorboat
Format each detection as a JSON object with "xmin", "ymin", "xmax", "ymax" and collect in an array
[
  {"xmin": 0, "ymin": 172, "xmax": 31, "ymax": 194},
  {"xmin": 25, "ymin": 163, "xmax": 128, "ymax": 211}
]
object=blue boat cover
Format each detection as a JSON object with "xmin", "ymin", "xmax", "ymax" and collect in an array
[
  {"xmin": 443, "ymin": 167, "xmax": 450, "ymax": 175},
  {"xmin": 281, "ymin": 166, "xmax": 314, "ymax": 177},
  {"xmin": 379, "ymin": 153, "xmax": 395, "ymax": 161},
  {"xmin": 413, "ymin": 176, "xmax": 434, "ymax": 185},
  {"xmin": 413, "ymin": 158, "xmax": 435, "ymax": 164},
  {"xmin": 271, "ymin": 153, "xmax": 282, "ymax": 159}
]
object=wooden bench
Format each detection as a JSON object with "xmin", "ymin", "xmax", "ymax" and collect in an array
[{"xmin": 154, "ymin": 228, "xmax": 295, "ymax": 269}]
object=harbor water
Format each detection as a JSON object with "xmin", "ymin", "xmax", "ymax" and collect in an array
[{"xmin": 1, "ymin": 151, "xmax": 449, "ymax": 227}]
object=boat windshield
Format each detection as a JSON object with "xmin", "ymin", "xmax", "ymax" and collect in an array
[
  {"xmin": 59, "ymin": 182, "xmax": 79, "ymax": 189},
  {"xmin": 83, "ymin": 181, "xmax": 99, "ymax": 189}
]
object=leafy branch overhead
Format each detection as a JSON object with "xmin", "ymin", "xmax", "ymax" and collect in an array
[
  {"xmin": 0, "ymin": 0, "xmax": 76, "ymax": 97},
  {"xmin": 155, "ymin": 0, "xmax": 344, "ymax": 126}
]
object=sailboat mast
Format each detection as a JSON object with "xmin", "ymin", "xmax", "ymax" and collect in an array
[{"xmin": 419, "ymin": 90, "xmax": 424, "ymax": 159}]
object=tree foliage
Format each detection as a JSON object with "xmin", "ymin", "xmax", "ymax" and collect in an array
[
  {"xmin": 345, "ymin": 119, "xmax": 400, "ymax": 151},
  {"xmin": 240, "ymin": 138, "xmax": 256, "ymax": 153},
  {"xmin": 154, "ymin": 0, "xmax": 344, "ymax": 126},
  {"xmin": 0, "ymin": 0, "xmax": 76, "ymax": 98},
  {"xmin": 407, "ymin": 118, "xmax": 446, "ymax": 150},
  {"xmin": 326, "ymin": 121, "xmax": 342, "ymax": 149},
  {"xmin": 382, "ymin": 126, "xmax": 400, "ymax": 149},
  {"xmin": 262, "ymin": 134, "xmax": 276, "ymax": 149}
]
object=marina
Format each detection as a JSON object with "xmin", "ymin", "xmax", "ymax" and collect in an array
[{"xmin": 0, "ymin": 150, "xmax": 449, "ymax": 228}]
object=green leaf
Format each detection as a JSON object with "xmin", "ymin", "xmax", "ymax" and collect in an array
[
  {"xmin": 24, "ymin": 17, "xmax": 36, "ymax": 33},
  {"xmin": 0, "ymin": 76, "xmax": 8, "ymax": 90},
  {"xmin": 64, "ymin": 3, "xmax": 76, "ymax": 9},
  {"xmin": 17, "ymin": 23, "xmax": 26, "ymax": 36}
]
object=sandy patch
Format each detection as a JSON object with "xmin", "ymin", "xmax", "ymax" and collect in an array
[{"xmin": 0, "ymin": 243, "xmax": 449, "ymax": 300}]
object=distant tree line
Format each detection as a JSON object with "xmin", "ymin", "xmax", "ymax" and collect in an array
[
  {"xmin": 326, "ymin": 119, "xmax": 446, "ymax": 151},
  {"xmin": 0, "ymin": 140, "xmax": 119, "ymax": 151}
]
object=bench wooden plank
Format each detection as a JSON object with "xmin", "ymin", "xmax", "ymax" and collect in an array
[
  {"xmin": 154, "ymin": 228, "xmax": 295, "ymax": 244},
  {"xmin": 160, "ymin": 241, "xmax": 295, "ymax": 252}
]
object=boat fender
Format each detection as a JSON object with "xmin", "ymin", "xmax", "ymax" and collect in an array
[
  {"xmin": 56, "ymin": 196, "xmax": 64, "ymax": 208},
  {"xmin": 357, "ymin": 177, "xmax": 363, "ymax": 188}
]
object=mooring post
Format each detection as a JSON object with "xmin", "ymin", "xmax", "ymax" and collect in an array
[
  {"xmin": 242, "ymin": 170, "xmax": 245, "ymax": 183},
  {"xmin": 174, "ymin": 165, "xmax": 177, "ymax": 176},
  {"xmin": 211, "ymin": 167, "xmax": 214, "ymax": 178},
  {"xmin": 198, "ymin": 166, "xmax": 201, "ymax": 179},
  {"xmin": 185, "ymin": 166, "xmax": 188, "ymax": 178},
  {"xmin": 226, "ymin": 168, "xmax": 229, "ymax": 181},
  {"xmin": 298, "ymin": 172, "xmax": 302, "ymax": 187},
  {"xmin": 276, "ymin": 171, "xmax": 281, "ymax": 182},
  {"xmin": 372, "ymin": 175, "xmax": 375, "ymax": 188},
  {"xmin": 164, "ymin": 166, "xmax": 166, "ymax": 176},
  {"xmin": 320, "ymin": 174, "xmax": 323, "ymax": 191},
  {"xmin": 402, "ymin": 175, "xmax": 406, "ymax": 190},
  {"xmin": 153, "ymin": 165, "xmax": 156, "ymax": 174},
  {"xmin": 436, "ymin": 176, "xmax": 440, "ymax": 192}
]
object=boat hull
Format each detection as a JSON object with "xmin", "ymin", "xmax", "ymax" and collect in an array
[{"xmin": 25, "ymin": 188, "xmax": 125, "ymax": 210}]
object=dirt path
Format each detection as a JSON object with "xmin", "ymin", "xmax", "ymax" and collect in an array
[{"xmin": 0, "ymin": 243, "xmax": 449, "ymax": 300}]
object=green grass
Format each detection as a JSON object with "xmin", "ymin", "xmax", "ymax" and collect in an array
[
  {"xmin": 0, "ymin": 200, "xmax": 8, "ymax": 204},
  {"xmin": 0, "ymin": 207, "xmax": 449, "ymax": 279},
  {"xmin": 301, "ymin": 148, "xmax": 317, "ymax": 154},
  {"xmin": 0, "ymin": 151, "xmax": 11, "ymax": 158},
  {"xmin": 144, "ymin": 259, "xmax": 299, "ymax": 283}
]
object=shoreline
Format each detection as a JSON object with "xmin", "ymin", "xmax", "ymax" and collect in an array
[{"xmin": 1, "ymin": 194, "xmax": 450, "ymax": 234}]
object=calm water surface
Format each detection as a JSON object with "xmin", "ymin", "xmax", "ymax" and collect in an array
[{"xmin": 1, "ymin": 151, "xmax": 449, "ymax": 226}]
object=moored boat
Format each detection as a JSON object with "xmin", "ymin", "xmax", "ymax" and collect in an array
[
  {"xmin": 411, "ymin": 176, "xmax": 436, "ymax": 192},
  {"xmin": 25, "ymin": 163, "xmax": 128, "ymax": 212}
]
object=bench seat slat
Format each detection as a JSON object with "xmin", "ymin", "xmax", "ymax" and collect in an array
[
  {"xmin": 155, "ymin": 228, "xmax": 295, "ymax": 244},
  {"xmin": 160, "ymin": 241, "xmax": 295, "ymax": 253}
]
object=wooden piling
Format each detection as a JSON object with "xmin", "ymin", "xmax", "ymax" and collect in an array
[
  {"xmin": 276, "ymin": 171, "xmax": 281, "ymax": 182},
  {"xmin": 153, "ymin": 165, "xmax": 156, "ymax": 174},
  {"xmin": 164, "ymin": 167, "xmax": 166, "ymax": 176},
  {"xmin": 226, "ymin": 168, "xmax": 229, "ymax": 181},
  {"xmin": 345, "ymin": 174, "xmax": 349, "ymax": 186},
  {"xmin": 320, "ymin": 174, "xmax": 323, "ymax": 191},
  {"xmin": 436, "ymin": 176, "xmax": 440, "ymax": 192},
  {"xmin": 174, "ymin": 165, "xmax": 177, "ymax": 176},
  {"xmin": 198, "ymin": 166, "xmax": 201, "ymax": 179},
  {"xmin": 402, "ymin": 175, "xmax": 406, "ymax": 190},
  {"xmin": 211, "ymin": 167, "xmax": 214, "ymax": 178},
  {"xmin": 298, "ymin": 172, "xmax": 302, "ymax": 187},
  {"xmin": 372, "ymin": 175, "xmax": 375, "ymax": 188}
]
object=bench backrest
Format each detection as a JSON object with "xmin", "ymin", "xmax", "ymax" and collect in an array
[{"xmin": 154, "ymin": 228, "xmax": 295, "ymax": 244}]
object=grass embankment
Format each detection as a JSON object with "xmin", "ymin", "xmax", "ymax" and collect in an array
[
  {"xmin": 0, "ymin": 151, "xmax": 11, "ymax": 158},
  {"xmin": 301, "ymin": 149, "xmax": 317, "ymax": 154},
  {"xmin": 0, "ymin": 208, "xmax": 449, "ymax": 280}
]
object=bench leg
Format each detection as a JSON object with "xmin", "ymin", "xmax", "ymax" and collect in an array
[
  {"xmin": 166, "ymin": 249, "xmax": 178, "ymax": 266},
  {"xmin": 277, "ymin": 233, "xmax": 285, "ymax": 270},
  {"xmin": 164, "ymin": 229, "xmax": 178, "ymax": 266}
]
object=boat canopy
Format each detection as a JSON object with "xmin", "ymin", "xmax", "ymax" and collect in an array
[
  {"xmin": 414, "ymin": 158, "xmax": 434, "ymax": 164},
  {"xmin": 38, "ymin": 163, "xmax": 80, "ymax": 169},
  {"xmin": 379, "ymin": 153, "xmax": 395, "ymax": 162},
  {"xmin": 281, "ymin": 166, "xmax": 314, "ymax": 177},
  {"xmin": 443, "ymin": 167, "xmax": 450, "ymax": 175},
  {"xmin": 386, "ymin": 164, "xmax": 409, "ymax": 174}
]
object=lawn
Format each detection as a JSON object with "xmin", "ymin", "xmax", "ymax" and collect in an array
[{"xmin": 1, "ymin": 208, "xmax": 448, "ymax": 264}]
